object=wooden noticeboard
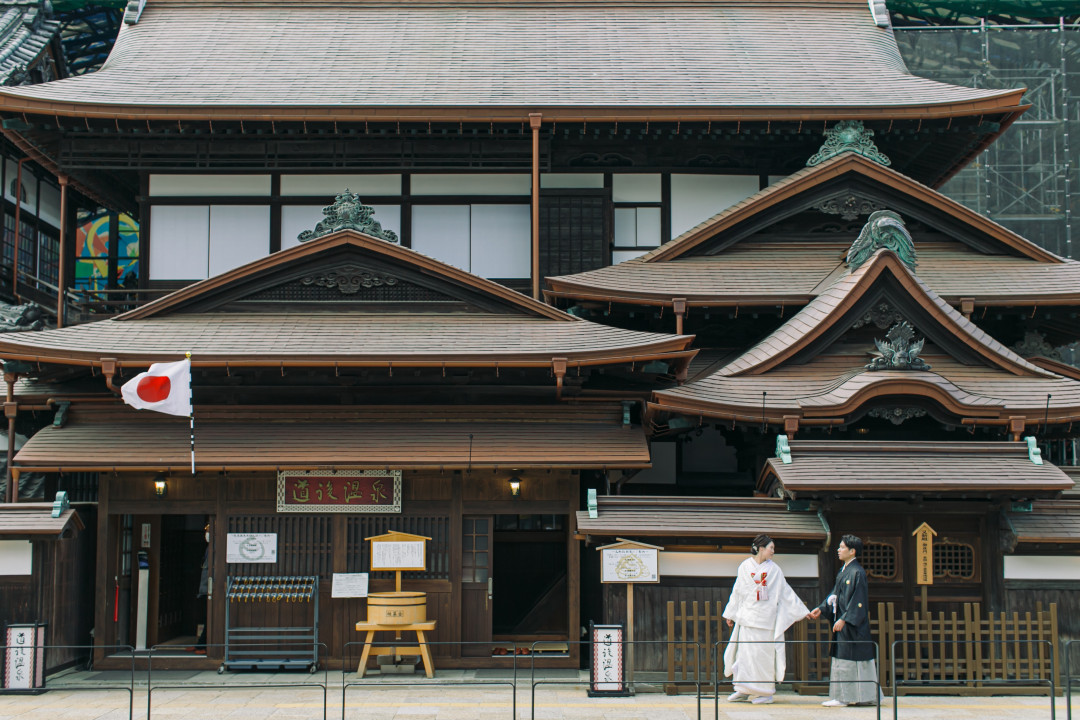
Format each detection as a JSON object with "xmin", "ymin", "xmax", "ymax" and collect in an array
[
  {"xmin": 596, "ymin": 538, "xmax": 663, "ymax": 685},
  {"xmin": 367, "ymin": 531, "xmax": 429, "ymax": 572}
]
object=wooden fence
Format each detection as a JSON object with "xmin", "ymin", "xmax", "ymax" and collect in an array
[{"xmin": 667, "ymin": 600, "xmax": 1059, "ymax": 695}]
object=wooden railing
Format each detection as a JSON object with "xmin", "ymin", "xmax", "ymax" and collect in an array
[
  {"xmin": 666, "ymin": 600, "xmax": 1059, "ymax": 695},
  {"xmin": 877, "ymin": 602, "xmax": 1058, "ymax": 694},
  {"xmin": 666, "ymin": 599, "xmax": 724, "ymax": 686}
]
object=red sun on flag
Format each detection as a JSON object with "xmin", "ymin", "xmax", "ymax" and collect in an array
[
  {"xmin": 120, "ymin": 358, "xmax": 191, "ymax": 417},
  {"xmin": 136, "ymin": 375, "xmax": 172, "ymax": 403}
]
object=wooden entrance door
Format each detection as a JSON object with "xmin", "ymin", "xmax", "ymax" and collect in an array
[{"xmin": 461, "ymin": 515, "xmax": 493, "ymax": 657}]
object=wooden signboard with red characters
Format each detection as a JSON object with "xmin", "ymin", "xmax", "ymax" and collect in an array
[{"xmin": 276, "ymin": 469, "xmax": 402, "ymax": 513}]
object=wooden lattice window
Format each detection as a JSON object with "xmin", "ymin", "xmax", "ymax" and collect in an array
[
  {"xmin": 933, "ymin": 540, "xmax": 976, "ymax": 580},
  {"xmin": 861, "ymin": 541, "xmax": 899, "ymax": 580}
]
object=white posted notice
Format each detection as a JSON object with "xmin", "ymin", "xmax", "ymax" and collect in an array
[
  {"xmin": 370, "ymin": 541, "xmax": 426, "ymax": 570},
  {"xmin": 331, "ymin": 573, "xmax": 370, "ymax": 598},
  {"xmin": 226, "ymin": 533, "xmax": 278, "ymax": 564}
]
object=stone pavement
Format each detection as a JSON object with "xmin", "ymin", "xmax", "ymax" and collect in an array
[{"xmin": 0, "ymin": 669, "xmax": 1067, "ymax": 720}]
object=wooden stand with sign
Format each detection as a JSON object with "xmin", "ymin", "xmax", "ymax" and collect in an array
[
  {"xmin": 913, "ymin": 521, "xmax": 937, "ymax": 609},
  {"xmin": 356, "ymin": 531, "xmax": 436, "ymax": 678},
  {"xmin": 597, "ymin": 539, "xmax": 662, "ymax": 689}
]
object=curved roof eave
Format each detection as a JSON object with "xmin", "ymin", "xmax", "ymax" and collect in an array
[{"xmin": 0, "ymin": 96, "xmax": 1030, "ymax": 123}]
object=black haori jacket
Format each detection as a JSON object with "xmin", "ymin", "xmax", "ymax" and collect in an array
[{"xmin": 817, "ymin": 559, "xmax": 875, "ymax": 662}]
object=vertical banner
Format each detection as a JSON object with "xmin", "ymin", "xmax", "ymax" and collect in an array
[
  {"xmin": 3, "ymin": 623, "xmax": 46, "ymax": 691},
  {"xmin": 588, "ymin": 623, "xmax": 629, "ymax": 697}
]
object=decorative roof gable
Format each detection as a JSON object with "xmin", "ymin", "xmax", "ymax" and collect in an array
[
  {"xmin": 119, "ymin": 228, "xmax": 572, "ymax": 321},
  {"xmin": 650, "ymin": 247, "xmax": 1080, "ymax": 425},
  {"xmin": 716, "ymin": 247, "xmax": 1051, "ymax": 378},
  {"xmin": 640, "ymin": 153, "xmax": 1061, "ymax": 264},
  {"xmin": 846, "ymin": 210, "xmax": 916, "ymax": 270},
  {"xmin": 806, "ymin": 120, "xmax": 891, "ymax": 168},
  {"xmin": 297, "ymin": 190, "xmax": 399, "ymax": 244}
]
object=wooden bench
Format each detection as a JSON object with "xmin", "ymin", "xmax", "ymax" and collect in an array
[{"xmin": 355, "ymin": 620, "xmax": 437, "ymax": 678}]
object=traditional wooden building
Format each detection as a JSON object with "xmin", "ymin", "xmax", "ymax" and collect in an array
[
  {"xmin": 561, "ymin": 143, "xmax": 1080, "ymax": 661},
  {"xmin": 0, "ymin": 214, "xmax": 694, "ymax": 669},
  {"xmin": 0, "ymin": 0, "xmax": 1070, "ymax": 679}
]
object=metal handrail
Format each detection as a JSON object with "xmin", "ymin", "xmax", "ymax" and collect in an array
[
  {"xmin": 147, "ymin": 641, "xmax": 330, "ymax": 720},
  {"xmin": 531, "ymin": 639, "xmax": 703, "ymax": 720},
  {"xmin": 890, "ymin": 638, "xmax": 1056, "ymax": 720},
  {"xmin": 1063, "ymin": 639, "xmax": 1080, "ymax": 720},
  {"xmin": 0, "ymin": 643, "xmax": 135, "ymax": 719},
  {"xmin": 341, "ymin": 639, "xmax": 519, "ymax": 720}
]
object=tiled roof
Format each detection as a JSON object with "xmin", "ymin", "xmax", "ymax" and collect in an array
[
  {"xmin": 0, "ymin": 1, "xmax": 1025, "ymax": 117},
  {"xmin": 547, "ymin": 242, "xmax": 1080, "ymax": 307},
  {"xmin": 652, "ymin": 250, "xmax": 1080, "ymax": 422},
  {"xmin": 759, "ymin": 441, "xmax": 1073, "ymax": 496},
  {"xmin": 14, "ymin": 404, "xmax": 651, "ymax": 471},
  {"xmin": 0, "ymin": 230, "xmax": 695, "ymax": 367},
  {"xmin": 655, "ymin": 352, "xmax": 1080, "ymax": 421},
  {"xmin": 0, "ymin": 502, "xmax": 83, "ymax": 538},
  {"xmin": 1007, "ymin": 500, "xmax": 1080, "ymax": 543},
  {"xmin": 715, "ymin": 249, "xmax": 1048, "ymax": 378},
  {"xmin": 0, "ymin": 2, "xmax": 60, "ymax": 83},
  {"xmin": 575, "ymin": 496, "xmax": 826, "ymax": 540},
  {"xmin": 0, "ymin": 312, "xmax": 693, "ymax": 365}
]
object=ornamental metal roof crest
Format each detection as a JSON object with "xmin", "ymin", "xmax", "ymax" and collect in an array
[
  {"xmin": 846, "ymin": 210, "xmax": 916, "ymax": 271},
  {"xmin": 806, "ymin": 120, "xmax": 891, "ymax": 167},
  {"xmin": 865, "ymin": 320, "xmax": 932, "ymax": 372},
  {"xmin": 298, "ymin": 190, "xmax": 399, "ymax": 244}
]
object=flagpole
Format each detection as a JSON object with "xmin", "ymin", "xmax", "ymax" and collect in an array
[{"xmin": 187, "ymin": 351, "xmax": 194, "ymax": 475}]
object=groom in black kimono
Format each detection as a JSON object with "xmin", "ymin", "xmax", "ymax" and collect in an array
[{"xmin": 808, "ymin": 534, "xmax": 879, "ymax": 707}]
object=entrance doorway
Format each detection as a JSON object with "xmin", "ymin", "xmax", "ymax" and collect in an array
[
  {"xmin": 117, "ymin": 514, "xmax": 209, "ymax": 651},
  {"xmin": 460, "ymin": 514, "xmax": 569, "ymax": 657}
]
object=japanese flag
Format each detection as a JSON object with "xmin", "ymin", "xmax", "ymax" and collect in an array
[{"xmin": 120, "ymin": 358, "xmax": 192, "ymax": 417}]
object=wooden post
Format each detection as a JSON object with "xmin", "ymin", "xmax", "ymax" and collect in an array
[
  {"xmin": 529, "ymin": 113, "xmax": 542, "ymax": 300},
  {"xmin": 626, "ymin": 582, "xmax": 634, "ymax": 686},
  {"xmin": 3, "ymin": 372, "xmax": 14, "ymax": 503},
  {"xmin": 10, "ymin": 158, "xmax": 27, "ymax": 299},
  {"xmin": 56, "ymin": 175, "xmax": 69, "ymax": 328}
]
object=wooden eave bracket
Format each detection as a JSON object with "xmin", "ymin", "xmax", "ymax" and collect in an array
[
  {"xmin": 553, "ymin": 357, "xmax": 568, "ymax": 400},
  {"xmin": 673, "ymin": 298, "xmax": 687, "ymax": 335},
  {"xmin": 1009, "ymin": 415, "xmax": 1026, "ymax": 440},
  {"xmin": 959, "ymin": 297, "xmax": 975, "ymax": 319},
  {"xmin": 101, "ymin": 358, "xmax": 120, "ymax": 395}
]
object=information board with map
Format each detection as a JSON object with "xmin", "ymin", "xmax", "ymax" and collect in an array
[{"xmin": 601, "ymin": 546, "xmax": 659, "ymax": 583}]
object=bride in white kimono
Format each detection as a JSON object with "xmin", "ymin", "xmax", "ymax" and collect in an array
[{"xmin": 722, "ymin": 534, "xmax": 809, "ymax": 705}]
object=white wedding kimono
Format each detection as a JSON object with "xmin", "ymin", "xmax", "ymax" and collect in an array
[{"xmin": 722, "ymin": 558, "xmax": 809, "ymax": 697}]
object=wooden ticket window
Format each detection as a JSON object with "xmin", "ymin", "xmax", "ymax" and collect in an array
[{"xmin": 460, "ymin": 516, "xmax": 493, "ymax": 656}]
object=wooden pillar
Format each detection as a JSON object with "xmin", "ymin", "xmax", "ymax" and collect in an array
[
  {"xmin": 4, "ymin": 371, "xmax": 15, "ymax": 503},
  {"xmin": 10, "ymin": 157, "xmax": 27, "ymax": 299},
  {"xmin": 56, "ymin": 175, "xmax": 69, "ymax": 328},
  {"xmin": 92, "ymin": 474, "xmax": 112, "ymax": 665},
  {"xmin": 211, "ymin": 473, "xmax": 228, "ymax": 658},
  {"xmin": 529, "ymin": 113, "xmax": 542, "ymax": 300},
  {"xmin": 449, "ymin": 471, "xmax": 463, "ymax": 659},
  {"xmin": 568, "ymin": 470, "xmax": 581, "ymax": 667}
]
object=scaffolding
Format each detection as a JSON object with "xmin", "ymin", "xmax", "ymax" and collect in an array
[{"xmin": 894, "ymin": 19, "xmax": 1079, "ymax": 258}]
